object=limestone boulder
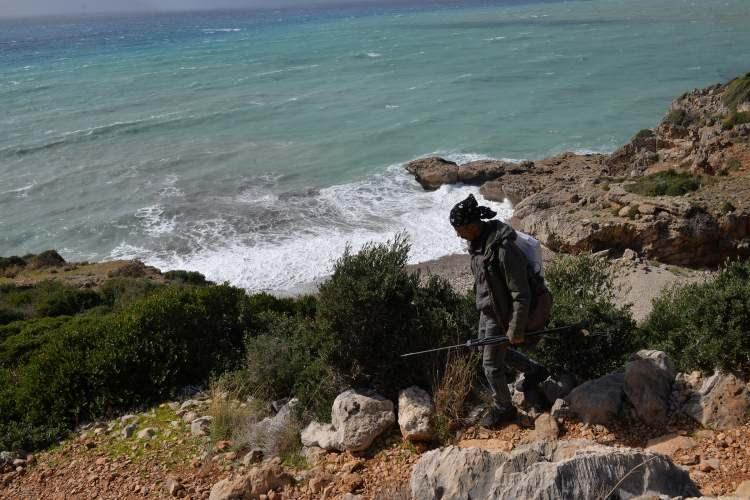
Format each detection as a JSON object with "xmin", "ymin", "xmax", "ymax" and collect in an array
[
  {"xmin": 683, "ymin": 372, "xmax": 750, "ymax": 430},
  {"xmin": 300, "ymin": 422, "xmax": 341, "ymax": 451},
  {"xmin": 566, "ymin": 370, "xmax": 625, "ymax": 424},
  {"xmin": 405, "ymin": 157, "xmax": 459, "ymax": 190},
  {"xmin": 332, "ymin": 389, "xmax": 395, "ymax": 452},
  {"xmin": 398, "ymin": 386, "xmax": 434, "ymax": 442},
  {"xmin": 624, "ymin": 350, "xmax": 676, "ymax": 427},
  {"xmin": 410, "ymin": 440, "xmax": 699, "ymax": 500},
  {"xmin": 301, "ymin": 389, "xmax": 395, "ymax": 452}
]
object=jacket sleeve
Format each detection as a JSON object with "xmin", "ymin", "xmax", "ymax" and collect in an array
[{"xmin": 501, "ymin": 243, "xmax": 530, "ymax": 341}]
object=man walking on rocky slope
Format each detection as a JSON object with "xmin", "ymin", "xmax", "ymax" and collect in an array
[{"xmin": 451, "ymin": 194, "xmax": 550, "ymax": 428}]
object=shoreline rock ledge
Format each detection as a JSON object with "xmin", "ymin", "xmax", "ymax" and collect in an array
[
  {"xmin": 410, "ymin": 440, "xmax": 700, "ymax": 500},
  {"xmin": 404, "ymin": 74, "xmax": 750, "ymax": 268}
]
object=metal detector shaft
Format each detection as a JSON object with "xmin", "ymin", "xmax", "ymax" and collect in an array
[{"xmin": 400, "ymin": 319, "xmax": 590, "ymax": 358}]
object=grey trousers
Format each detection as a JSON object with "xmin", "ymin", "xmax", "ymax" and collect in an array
[{"xmin": 479, "ymin": 310, "xmax": 544, "ymax": 408}]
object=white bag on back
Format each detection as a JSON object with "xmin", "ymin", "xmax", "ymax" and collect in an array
[{"xmin": 514, "ymin": 230, "xmax": 544, "ymax": 276}]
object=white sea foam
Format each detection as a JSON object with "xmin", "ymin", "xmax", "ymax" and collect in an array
[
  {"xmin": 2, "ymin": 181, "xmax": 36, "ymax": 197},
  {"xmin": 112, "ymin": 163, "xmax": 512, "ymax": 293},
  {"xmin": 134, "ymin": 205, "xmax": 177, "ymax": 236},
  {"xmin": 366, "ymin": 52, "xmax": 382, "ymax": 58}
]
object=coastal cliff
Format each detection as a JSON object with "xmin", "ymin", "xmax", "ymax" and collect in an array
[{"xmin": 406, "ymin": 73, "xmax": 750, "ymax": 267}]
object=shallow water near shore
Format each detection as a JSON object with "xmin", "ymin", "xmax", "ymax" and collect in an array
[{"xmin": 1, "ymin": 0, "xmax": 749, "ymax": 292}]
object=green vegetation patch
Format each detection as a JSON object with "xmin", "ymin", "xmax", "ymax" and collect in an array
[
  {"xmin": 535, "ymin": 255, "xmax": 637, "ymax": 380},
  {"xmin": 723, "ymin": 73, "xmax": 750, "ymax": 111},
  {"xmin": 639, "ymin": 261, "xmax": 750, "ymax": 377},
  {"xmin": 624, "ymin": 169, "xmax": 702, "ymax": 197}
]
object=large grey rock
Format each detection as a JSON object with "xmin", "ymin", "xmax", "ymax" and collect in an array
[
  {"xmin": 567, "ymin": 370, "xmax": 625, "ymax": 424},
  {"xmin": 541, "ymin": 372, "xmax": 577, "ymax": 405},
  {"xmin": 301, "ymin": 389, "xmax": 395, "ymax": 452},
  {"xmin": 683, "ymin": 372, "xmax": 750, "ymax": 430},
  {"xmin": 332, "ymin": 389, "xmax": 395, "ymax": 452},
  {"xmin": 410, "ymin": 440, "xmax": 699, "ymax": 500},
  {"xmin": 624, "ymin": 350, "xmax": 676, "ymax": 427},
  {"xmin": 398, "ymin": 386, "xmax": 434, "ymax": 442}
]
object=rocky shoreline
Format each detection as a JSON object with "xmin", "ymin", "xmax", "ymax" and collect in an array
[{"xmin": 405, "ymin": 74, "xmax": 750, "ymax": 268}]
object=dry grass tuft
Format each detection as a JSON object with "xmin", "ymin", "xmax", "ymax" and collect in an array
[{"xmin": 431, "ymin": 351, "xmax": 479, "ymax": 444}]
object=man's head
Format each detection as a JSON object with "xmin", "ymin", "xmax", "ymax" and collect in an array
[
  {"xmin": 450, "ymin": 194, "xmax": 496, "ymax": 241},
  {"xmin": 454, "ymin": 222, "xmax": 483, "ymax": 241}
]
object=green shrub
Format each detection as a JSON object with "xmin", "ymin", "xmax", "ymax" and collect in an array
[
  {"xmin": 164, "ymin": 269, "xmax": 210, "ymax": 285},
  {"xmin": 639, "ymin": 261, "xmax": 750, "ymax": 377},
  {"xmin": 27, "ymin": 250, "xmax": 66, "ymax": 269},
  {"xmin": 624, "ymin": 169, "xmax": 702, "ymax": 197},
  {"xmin": 534, "ymin": 255, "xmax": 637, "ymax": 380},
  {"xmin": 241, "ymin": 312, "xmax": 316, "ymax": 402},
  {"xmin": 0, "ymin": 256, "xmax": 26, "ymax": 272},
  {"xmin": 723, "ymin": 73, "xmax": 750, "ymax": 111},
  {"xmin": 666, "ymin": 108, "xmax": 695, "ymax": 128},
  {"xmin": 0, "ymin": 317, "xmax": 72, "ymax": 368},
  {"xmin": 0, "ymin": 281, "xmax": 102, "ymax": 323},
  {"xmin": 722, "ymin": 111, "xmax": 750, "ymax": 130},
  {"xmin": 315, "ymin": 235, "xmax": 475, "ymax": 398},
  {"xmin": 0, "ymin": 284, "xmax": 252, "ymax": 451},
  {"xmin": 634, "ymin": 129, "xmax": 654, "ymax": 140},
  {"xmin": 99, "ymin": 278, "xmax": 162, "ymax": 310},
  {"xmin": 725, "ymin": 158, "xmax": 742, "ymax": 172}
]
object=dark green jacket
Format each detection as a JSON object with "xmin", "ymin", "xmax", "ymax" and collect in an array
[{"xmin": 469, "ymin": 220, "xmax": 530, "ymax": 342}]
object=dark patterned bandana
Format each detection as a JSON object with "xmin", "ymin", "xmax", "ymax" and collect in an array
[{"xmin": 449, "ymin": 194, "xmax": 497, "ymax": 227}]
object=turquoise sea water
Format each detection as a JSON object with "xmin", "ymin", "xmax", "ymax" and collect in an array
[{"xmin": 1, "ymin": 0, "xmax": 749, "ymax": 291}]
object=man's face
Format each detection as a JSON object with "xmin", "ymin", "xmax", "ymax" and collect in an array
[{"xmin": 454, "ymin": 223, "xmax": 481, "ymax": 241}]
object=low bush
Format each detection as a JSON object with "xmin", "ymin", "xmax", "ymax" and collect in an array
[
  {"xmin": 624, "ymin": 169, "xmax": 702, "ymax": 197},
  {"xmin": 0, "ymin": 284, "xmax": 252, "ymax": 451},
  {"xmin": 0, "ymin": 281, "xmax": 102, "ymax": 323},
  {"xmin": 0, "ymin": 256, "xmax": 26, "ymax": 272},
  {"xmin": 431, "ymin": 351, "xmax": 479, "ymax": 445},
  {"xmin": 639, "ymin": 261, "xmax": 750, "ymax": 377},
  {"xmin": 164, "ymin": 269, "xmax": 210, "ymax": 286},
  {"xmin": 723, "ymin": 73, "xmax": 750, "ymax": 111},
  {"xmin": 722, "ymin": 111, "xmax": 750, "ymax": 130},
  {"xmin": 666, "ymin": 108, "xmax": 695, "ymax": 128},
  {"xmin": 99, "ymin": 278, "xmax": 163, "ymax": 310},
  {"xmin": 534, "ymin": 255, "xmax": 637, "ymax": 380},
  {"xmin": 316, "ymin": 234, "xmax": 476, "ymax": 399}
]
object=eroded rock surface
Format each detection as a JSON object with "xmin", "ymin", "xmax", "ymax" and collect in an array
[{"xmin": 410, "ymin": 440, "xmax": 699, "ymax": 500}]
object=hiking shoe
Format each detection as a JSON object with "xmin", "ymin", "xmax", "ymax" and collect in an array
[
  {"xmin": 518, "ymin": 367, "xmax": 550, "ymax": 393},
  {"xmin": 479, "ymin": 405, "xmax": 517, "ymax": 428}
]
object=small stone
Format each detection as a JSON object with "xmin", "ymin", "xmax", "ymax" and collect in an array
[
  {"xmin": 165, "ymin": 477, "xmax": 184, "ymax": 497},
  {"xmin": 122, "ymin": 423, "xmax": 137, "ymax": 439},
  {"xmin": 136, "ymin": 427, "xmax": 157, "ymax": 440},
  {"xmin": 699, "ymin": 458, "xmax": 720, "ymax": 472},
  {"xmin": 242, "ymin": 449, "xmax": 264, "ymax": 466}
]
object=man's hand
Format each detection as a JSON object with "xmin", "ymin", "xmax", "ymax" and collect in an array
[{"xmin": 509, "ymin": 335, "xmax": 525, "ymax": 345}]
